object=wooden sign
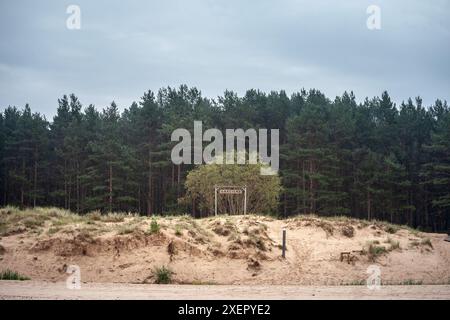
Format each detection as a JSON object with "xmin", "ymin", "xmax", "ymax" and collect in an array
[{"xmin": 219, "ymin": 189, "xmax": 243, "ymax": 195}]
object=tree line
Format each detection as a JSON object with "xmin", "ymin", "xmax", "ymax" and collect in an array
[{"xmin": 0, "ymin": 85, "xmax": 449, "ymax": 231}]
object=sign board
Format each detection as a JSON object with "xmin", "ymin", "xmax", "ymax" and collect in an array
[
  {"xmin": 214, "ymin": 186, "xmax": 247, "ymax": 216},
  {"xmin": 219, "ymin": 189, "xmax": 243, "ymax": 195}
]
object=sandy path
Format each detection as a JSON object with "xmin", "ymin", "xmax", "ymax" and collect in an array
[{"xmin": 0, "ymin": 281, "xmax": 449, "ymax": 300}]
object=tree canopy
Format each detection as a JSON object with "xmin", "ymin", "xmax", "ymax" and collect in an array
[
  {"xmin": 1, "ymin": 86, "xmax": 449, "ymax": 232},
  {"xmin": 181, "ymin": 153, "xmax": 282, "ymax": 216}
]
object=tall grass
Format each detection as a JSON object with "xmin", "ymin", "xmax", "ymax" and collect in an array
[
  {"xmin": 0, "ymin": 269, "xmax": 30, "ymax": 281},
  {"xmin": 153, "ymin": 266, "xmax": 173, "ymax": 284}
]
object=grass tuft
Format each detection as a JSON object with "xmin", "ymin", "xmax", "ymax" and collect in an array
[
  {"xmin": 0, "ymin": 269, "xmax": 30, "ymax": 281},
  {"xmin": 385, "ymin": 237, "xmax": 401, "ymax": 250},
  {"xmin": 149, "ymin": 219, "xmax": 160, "ymax": 234},
  {"xmin": 153, "ymin": 266, "xmax": 173, "ymax": 284},
  {"xmin": 421, "ymin": 238, "xmax": 433, "ymax": 249},
  {"xmin": 365, "ymin": 243, "xmax": 388, "ymax": 261}
]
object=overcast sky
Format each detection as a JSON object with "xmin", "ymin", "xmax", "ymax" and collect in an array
[{"xmin": 1, "ymin": 0, "xmax": 449, "ymax": 118}]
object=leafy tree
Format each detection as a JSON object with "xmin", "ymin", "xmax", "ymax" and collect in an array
[{"xmin": 181, "ymin": 153, "xmax": 282, "ymax": 216}]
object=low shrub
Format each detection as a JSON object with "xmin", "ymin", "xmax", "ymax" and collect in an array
[
  {"xmin": 0, "ymin": 269, "xmax": 30, "ymax": 281},
  {"xmin": 153, "ymin": 266, "xmax": 173, "ymax": 284}
]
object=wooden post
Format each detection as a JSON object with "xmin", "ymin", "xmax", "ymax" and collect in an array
[
  {"xmin": 243, "ymin": 186, "xmax": 247, "ymax": 215},
  {"xmin": 282, "ymin": 228, "xmax": 286, "ymax": 258},
  {"xmin": 214, "ymin": 186, "xmax": 218, "ymax": 216}
]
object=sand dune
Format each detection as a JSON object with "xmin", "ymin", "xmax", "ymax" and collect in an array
[{"xmin": 1, "ymin": 209, "xmax": 449, "ymax": 286}]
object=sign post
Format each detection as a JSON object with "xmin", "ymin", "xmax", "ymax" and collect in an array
[
  {"xmin": 214, "ymin": 185, "xmax": 247, "ymax": 216},
  {"xmin": 282, "ymin": 228, "xmax": 286, "ymax": 258}
]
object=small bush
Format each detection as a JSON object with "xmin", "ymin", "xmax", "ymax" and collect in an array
[
  {"xmin": 174, "ymin": 226, "xmax": 182, "ymax": 236},
  {"xmin": 366, "ymin": 244, "xmax": 387, "ymax": 261},
  {"xmin": 212, "ymin": 221, "xmax": 236, "ymax": 236},
  {"xmin": 149, "ymin": 219, "xmax": 160, "ymax": 234},
  {"xmin": 385, "ymin": 237, "xmax": 400, "ymax": 250},
  {"xmin": 0, "ymin": 269, "xmax": 30, "ymax": 281},
  {"xmin": 153, "ymin": 266, "xmax": 173, "ymax": 284},
  {"xmin": 384, "ymin": 225, "xmax": 399, "ymax": 234},
  {"xmin": 318, "ymin": 221, "xmax": 334, "ymax": 237},
  {"xmin": 341, "ymin": 225, "xmax": 354, "ymax": 238},
  {"xmin": 244, "ymin": 236, "xmax": 267, "ymax": 251}
]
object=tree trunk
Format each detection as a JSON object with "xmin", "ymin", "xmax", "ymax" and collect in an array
[
  {"xmin": 138, "ymin": 185, "xmax": 141, "ymax": 214},
  {"xmin": 309, "ymin": 160, "xmax": 314, "ymax": 214},
  {"xmin": 3, "ymin": 165, "xmax": 7, "ymax": 205},
  {"xmin": 109, "ymin": 163, "xmax": 113, "ymax": 213},
  {"xmin": 177, "ymin": 164, "xmax": 181, "ymax": 198},
  {"xmin": 296, "ymin": 159, "xmax": 300, "ymax": 213},
  {"xmin": 33, "ymin": 159, "xmax": 37, "ymax": 207},
  {"xmin": 147, "ymin": 147, "xmax": 152, "ymax": 216},
  {"xmin": 76, "ymin": 161, "xmax": 80, "ymax": 213},
  {"xmin": 64, "ymin": 159, "xmax": 67, "ymax": 209},
  {"xmin": 68, "ymin": 174, "xmax": 72, "ymax": 211},
  {"xmin": 302, "ymin": 160, "xmax": 306, "ymax": 215},
  {"xmin": 21, "ymin": 158, "xmax": 25, "ymax": 207},
  {"xmin": 172, "ymin": 164, "xmax": 175, "ymax": 187}
]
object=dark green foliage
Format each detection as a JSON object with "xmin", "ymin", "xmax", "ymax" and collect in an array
[
  {"xmin": 153, "ymin": 266, "xmax": 173, "ymax": 284},
  {"xmin": 0, "ymin": 86, "xmax": 449, "ymax": 231},
  {"xmin": 0, "ymin": 269, "xmax": 30, "ymax": 281}
]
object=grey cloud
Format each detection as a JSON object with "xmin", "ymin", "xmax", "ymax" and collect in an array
[{"xmin": 0, "ymin": 0, "xmax": 449, "ymax": 118}]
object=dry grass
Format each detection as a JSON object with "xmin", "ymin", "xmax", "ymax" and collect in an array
[
  {"xmin": 421, "ymin": 238, "xmax": 433, "ymax": 249},
  {"xmin": 385, "ymin": 237, "xmax": 401, "ymax": 250}
]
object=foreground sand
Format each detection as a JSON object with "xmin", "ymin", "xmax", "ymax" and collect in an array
[
  {"xmin": 1, "ymin": 208, "xmax": 450, "ymax": 285},
  {"xmin": 1, "ymin": 281, "xmax": 449, "ymax": 300}
]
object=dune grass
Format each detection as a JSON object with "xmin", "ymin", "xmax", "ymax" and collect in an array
[{"xmin": 0, "ymin": 269, "xmax": 30, "ymax": 281}]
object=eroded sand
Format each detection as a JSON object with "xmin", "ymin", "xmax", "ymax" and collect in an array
[{"xmin": 1, "ymin": 213, "xmax": 449, "ymax": 286}]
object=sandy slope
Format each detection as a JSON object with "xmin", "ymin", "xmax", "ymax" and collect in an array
[{"xmin": 0, "ymin": 212, "xmax": 449, "ymax": 286}]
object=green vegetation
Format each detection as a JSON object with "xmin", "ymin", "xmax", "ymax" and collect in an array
[
  {"xmin": 343, "ymin": 280, "xmax": 366, "ymax": 286},
  {"xmin": 153, "ymin": 266, "xmax": 173, "ymax": 284},
  {"xmin": 87, "ymin": 211, "xmax": 126, "ymax": 223},
  {"xmin": 174, "ymin": 226, "xmax": 182, "ymax": 236},
  {"xmin": 181, "ymin": 154, "xmax": 281, "ymax": 215},
  {"xmin": 149, "ymin": 219, "xmax": 160, "ymax": 234},
  {"xmin": 384, "ymin": 225, "xmax": 399, "ymax": 234},
  {"xmin": 401, "ymin": 279, "xmax": 424, "ymax": 285},
  {"xmin": 365, "ymin": 243, "xmax": 388, "ymax": 261},
  {"xmin": 385, "ymin": 237, "xmax": 401, "ymax": 250},
  {"xmin": 0, "ymin": 269, "xmax": 30, "ymax": 281},
  {"xmin": 1, "ymin": 89, "xmax": 449, "ymax": 231}
]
